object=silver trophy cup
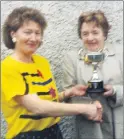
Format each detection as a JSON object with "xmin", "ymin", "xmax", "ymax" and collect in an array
[{"xmin": 85, "ymin": 51, "xmax": 105, "ymax": 94}]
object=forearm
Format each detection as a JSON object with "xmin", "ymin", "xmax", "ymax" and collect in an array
[
  {"xmin": 15, "ymin": 94, "xmax": 89, "ymax": 117},
  {"xmin": 35, "ymin": 99, "xmax": 88, "ymax": 117}
]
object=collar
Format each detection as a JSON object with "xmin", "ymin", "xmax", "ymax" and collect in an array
[{"xmin": 78, "ymin": 42, "xmax": 115, "ymax": 62}]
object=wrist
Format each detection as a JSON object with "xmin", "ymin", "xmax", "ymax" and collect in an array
[
  {"xmin": 59, "ymin": 91, "xmax": 65, "ymax": 102},
  {"xmin": 112, "ymin": 86, "xmax": 116, "ymax": 96},
  {"xmin": 64, "ymin": 89, "xmax": 71, "ymax": 99},
  {"xmin": 59, "ymin": 89, "xmax": 71, "ymax": 102},
  {"xmin": 111, "ymin": 87, "xmax": 116, "ymax": 102}
]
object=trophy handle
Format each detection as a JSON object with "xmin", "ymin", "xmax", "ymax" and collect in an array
[{"xmin": 99, "ymin": 47, "xmax": 108, "ymax": 60}]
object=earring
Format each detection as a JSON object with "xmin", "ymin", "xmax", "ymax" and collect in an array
[{"xmin": 12, "ymin": 37, "xmax": 17, "ymax": 43}]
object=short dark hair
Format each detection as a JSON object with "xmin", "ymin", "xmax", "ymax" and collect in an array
[
  {"xmin": 2, "ymin": 6, "xmax": 47, "ymax": 49},
  {"xmin": 78, "ymin": 10, "xmax": 111, "ymax": 39}
]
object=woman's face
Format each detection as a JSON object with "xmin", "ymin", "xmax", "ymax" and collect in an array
[
  {"xmin": 81, "ymin": 22, "xmax": 105, "ymax": 51},
  {"xmin": 11, "ymin": 20, "xmax": 42, "ymax": 55}
]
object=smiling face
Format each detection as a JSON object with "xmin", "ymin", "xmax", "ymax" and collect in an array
[
  {"xmin": 11, "ymin": 20, "xmax": 42, "ymax": 55},
  {"xmin": 81, "ymin": 22, "xmax": 105, "ymax": 52}
]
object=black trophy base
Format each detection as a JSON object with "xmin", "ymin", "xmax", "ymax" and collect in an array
[{"xmin": 86, "ymin": 81, "xmax": 105, "ymax": 94}]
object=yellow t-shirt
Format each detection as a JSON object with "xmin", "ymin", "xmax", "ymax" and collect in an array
[{"xmin": 1, "ymin": 54, "xmax": 61, "ymax": 139}]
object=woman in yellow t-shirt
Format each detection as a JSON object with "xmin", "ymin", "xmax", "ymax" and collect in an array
[{"xmin": 1, "ymin": 6, "xmax": 103, "ymax": 139}]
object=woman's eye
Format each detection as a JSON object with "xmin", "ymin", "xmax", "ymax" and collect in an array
[
  {"xmin": 93, "ymin": 31, "xmax": 98, "ymax": 35},
  {"xmin": 82, "ymin": 33, "xmax": 88, "ymax": 36},
  {"xmin": 36, "ymin": 32, "xmax": 41, "ymax": 35},
  {"xmin": 24, "ymin": 32, "xmax": 31, "ymax": 34}
]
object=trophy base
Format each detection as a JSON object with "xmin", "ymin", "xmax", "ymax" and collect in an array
[{"xmin": 86, "ymin": 81, "xmax": 105, "ymax": 94}]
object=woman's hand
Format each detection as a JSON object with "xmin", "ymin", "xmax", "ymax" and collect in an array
[
  {"xmin": 64, "ymin": 84, "xmax": 88, "ymax": 98},
  {"xmin": 103, "ymin": 85, "xmax": 115, "ymax": 97},
  {"xmin": 86, "ymin": 101, "xmax": 103, "ymax": 122},
  {"xmin": 91, "ymin": 101, "xmax": 103, "ymax": 122}
]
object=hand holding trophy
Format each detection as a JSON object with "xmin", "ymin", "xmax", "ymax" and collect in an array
[{"xmin": 85, "ymin": 51, "xmax": 105, "ymax": 94}]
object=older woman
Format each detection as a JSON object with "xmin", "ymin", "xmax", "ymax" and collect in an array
[
  {"xmin": 1, "ymin": 7, "xmax": 103, "ymax": 139},
  {"xmin": 62, "ymin": 10, "xmax": 123, "ymax": 139}
]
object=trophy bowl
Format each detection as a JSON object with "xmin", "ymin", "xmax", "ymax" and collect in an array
[{"xmin": 85, "ymin": 52, "xmax": 105, "ymax": 62}]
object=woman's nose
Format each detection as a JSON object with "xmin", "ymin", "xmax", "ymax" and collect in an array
[
  {"xmin": 30, "ymin": 33, "xmax": 37, "ymax": 41},
  {"xmin": 87, "ymin": 33, "xmax": 94, "ymax": 41}
]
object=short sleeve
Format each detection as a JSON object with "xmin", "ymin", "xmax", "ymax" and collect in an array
[{"xmin": 2, "ymin": 64, "xmax": 25, "ymax": 102}]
